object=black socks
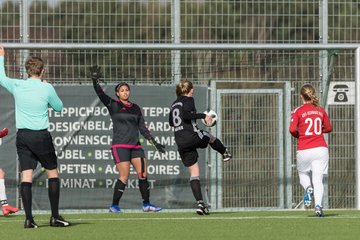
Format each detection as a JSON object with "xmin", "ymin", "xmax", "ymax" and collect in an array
[
  {"xmin": 112, "ymin": 179, "xmax": 126, "ymax": 205},
  {"xmin": 139, "ymin": 178, "xmax": 150, "ymax": 204},
  {"xmin": 48, "ymin": 178, "xmax": 60, "ymax": 218},
  {"xmin": 20, "ymin": 182, "xmax": 32, "ymax": 220},
  {"xmin": 190, "ymin": 177, "xmax": 203, "ymax": 202},
  {"xmin": 209, "ymin": 138, "xmax": 226, "ymax": 154}
]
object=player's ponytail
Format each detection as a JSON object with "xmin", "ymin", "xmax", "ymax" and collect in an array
[
  {"xmin": 176, "ymin": 79, "xmax": 193, "ymax": 96},
  {"xmin": 300, "ymin": 84, "xmax": 320, "ymax": 109}
]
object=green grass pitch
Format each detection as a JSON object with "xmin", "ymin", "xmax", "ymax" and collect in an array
[{"xmin": 1, "ymin": 210, "xmax": 360, "ymax": 240}]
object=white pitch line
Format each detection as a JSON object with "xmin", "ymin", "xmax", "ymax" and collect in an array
[
  {"xmin": 68, "ymin": 215, "xmax": 360, "ymax": 221},
  {"xmin": 2, "ymin": 215, "xmax": 360, "ymax": 223}
]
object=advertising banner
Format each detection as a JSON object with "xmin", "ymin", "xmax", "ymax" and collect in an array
[{"xmin": 0, "ymin": 84, "xmax": 207, "ymax": 210}]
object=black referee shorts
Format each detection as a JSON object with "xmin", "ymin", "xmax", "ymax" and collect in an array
[{"xmin": 16, "ymin": 129, "xmax": 58, "ymax": 171}]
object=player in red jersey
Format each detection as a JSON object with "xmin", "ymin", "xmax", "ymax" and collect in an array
[
  {"xmin": 289, "ymin": 84, "xmax": 332, "ymax": 217},
  {"xmin": 0, "ymin": 128, "xmax": 19, "ymax": 216}
]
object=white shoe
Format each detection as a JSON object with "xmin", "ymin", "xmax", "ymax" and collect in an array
[
  {"xmin": 315, "ymin": 205, "xmax": 324, "ymax": 217},
  {"xmin": 303, "ymin": 187, "xmax": 313, "ymax": 207},
  {"xmin": 222, "ymin": 150, "xmax": 232, "ymax": 162},
  {"xmin": 196, "ymin": 201, "xmax": 210, "ymax": 215}
]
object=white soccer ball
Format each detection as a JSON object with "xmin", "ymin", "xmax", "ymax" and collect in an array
[{"xmin": 201, "ymin": 110, "xmax": 217, "ymax": 127}]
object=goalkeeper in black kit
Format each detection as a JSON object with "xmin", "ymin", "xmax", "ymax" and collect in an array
[
  {"xmin": 169, "ymin": 79, "xmax": 232, "ymax": 215},
  {"xmin": 90, "ymin": 66, "xmax": 165, "ymax": 213}
]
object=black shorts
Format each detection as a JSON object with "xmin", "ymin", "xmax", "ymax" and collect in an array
[
  {"xmin": 111, "ymin": 145, "xmax": 145, "ymax": 164},
  {"xmin": 16, "ymin": 129, "xmax": 57, "ymax": 171},
  {"xmin": 177, "ymin": 131, "xmax": 210, "ymax": 167}
]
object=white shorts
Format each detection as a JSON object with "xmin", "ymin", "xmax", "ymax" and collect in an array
[{"xmin": 296, "ymin": 147, "xmax": 329, "ymax": 175}]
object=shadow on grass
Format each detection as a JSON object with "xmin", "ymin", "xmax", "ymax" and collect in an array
[
  {"xmin": 34, "ymin": 222, "xmax": 92, "ymax": 228},
  {"xmin": 206, "ymin": 211, "xmax": 240, "ymax": 215},
  {"xmin": 308, "ymin": 213, "xmax": 339, "ymax": 218}
]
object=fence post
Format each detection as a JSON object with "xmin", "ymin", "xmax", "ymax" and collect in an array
[
  {"xmin": 319, "ymin": 0, "xmax": 329, "ymax": 208},
  {"xmin": 171, "ymin": 0, "xmax": 181, "ymax": 84},
  {"xmin": 355, "ymin": 47, "xmax": 360, "ymax": 209}
]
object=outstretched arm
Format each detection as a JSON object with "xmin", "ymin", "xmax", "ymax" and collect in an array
[
  {"xmin": 138, "ymin": 108, "xmax": 165, "ymax": 153},
  {"xmin": 90, "ymin": 65, "xmax": 113, "ymax": 107},
  {"xmin": 182, "ymin": 97, "xmax": 206, "ymax": 120},
  {"xmin": 0, "ymin": 47, "xmax": 17, "ymax": 93}
]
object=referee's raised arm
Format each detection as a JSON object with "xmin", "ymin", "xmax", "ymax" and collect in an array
[{"xmin": 0, "ymin": 46, "xmax": 17, "ymax": 93}]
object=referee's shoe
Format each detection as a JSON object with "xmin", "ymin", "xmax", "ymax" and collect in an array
[
  {"xmin": 24, "ymin": 219, "xmax": 39, "ymax": 228},
  {"xmin": 50, "ymin": 215, "xmax": 71, "ymax": 227}
]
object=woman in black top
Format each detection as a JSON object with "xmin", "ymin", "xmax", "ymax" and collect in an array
[
  {"xmin": 90, "ymin": 66, "xmax": 165, "ymax": 213},
  {"xmin": 169, "ymin": 79, "xmax": 231, "ymax": 215}
]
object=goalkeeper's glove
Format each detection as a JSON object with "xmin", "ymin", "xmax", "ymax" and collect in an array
[
  {"xmin": 0, "ymin": 128, "xmax": 8, "ymax": 138},
  {"xmin": 89, "ymin": 65, "xmax": 102, "ymax": 82},
  {"xmin": 149, "ymin": 137, "xmax": 165, "ymax": 153}
]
